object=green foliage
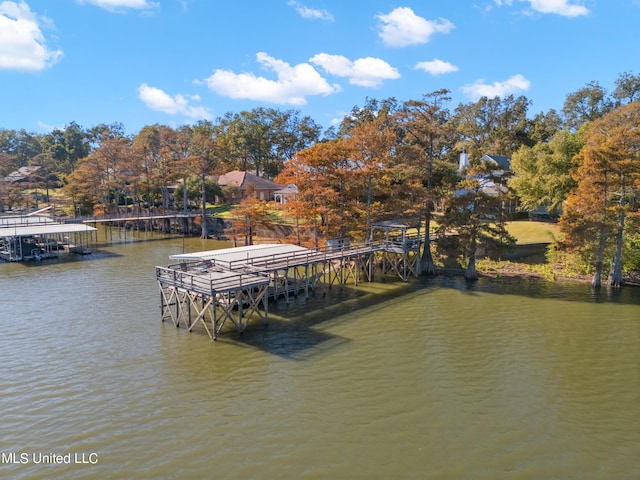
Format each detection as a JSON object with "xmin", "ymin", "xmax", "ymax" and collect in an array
[
  {"xmin": 508, "ymin": 129, "xmax": 583, "ymax": 214},
  {"xmin": 562, "ymin": 80, "xmax": 614, "ymax": 131},
  {"xmin": 435, "ymin": 163, "xmax": 516, "ymax": 279},
  {"xmin": 174, "ymin": 176, "xmax": 222, "ymax": 207}
]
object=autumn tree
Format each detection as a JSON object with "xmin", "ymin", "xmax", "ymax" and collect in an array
[
  {"xmin": 344, "ymin": 105, "xmax": 399, "ymax": 237},
  {"xmin": 132, "ymin": 125, "xmax": 179, "ymax": 212},
  {"xmin": 227, "ymin": 197, "xmax": 274, "ymax": 246},
  {"xmin": 276, "ymin": 140, "xmax": 353, "ymax": 245},
  {"xmin": 190, "ymin": 120, "xmax": 220, "ymax": 238},
  {"xmin": 560, "ymin": 101, "xmax": 640, "ymax": 287},
  {"xmin": 394, "ymin": 89, "xmax": 455, "ymax": 274}
]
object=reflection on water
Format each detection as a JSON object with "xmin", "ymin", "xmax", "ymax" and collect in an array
[{"xmin": 1, "ymin": 231, "xmax": 639, "ymax": 479}]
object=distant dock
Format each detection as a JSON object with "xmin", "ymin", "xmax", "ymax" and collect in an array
[
  {"xmin": 84, "ymin": 212, "xmax": 206, "ymax": 236},
  {"xmin": 0, "ymin": 211, "xmax": 96, "ymax": 262}
]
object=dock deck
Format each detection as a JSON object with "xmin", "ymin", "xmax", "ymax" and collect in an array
[{"xmin": 156, "ymin": 234, "xmax": 421, "ymax": 341}]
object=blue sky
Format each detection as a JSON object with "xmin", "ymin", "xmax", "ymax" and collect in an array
[{"xmin": 1, "ymin": 0, "xmax": 639, "ymax": 135}]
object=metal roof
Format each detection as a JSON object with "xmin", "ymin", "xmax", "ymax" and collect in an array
[
  {"xmin": 170, "ymin": 243, "xmax": 311, "ymax": 263},
  {"xmin": 0, "ymin": 223, "xmax": 97, "ymax": 237}
]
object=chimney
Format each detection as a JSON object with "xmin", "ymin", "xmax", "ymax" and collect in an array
[{"xmin": 459, "ymin": 151, "xmax": 469, "ymax": 171}]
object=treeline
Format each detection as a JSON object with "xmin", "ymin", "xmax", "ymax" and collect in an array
[{"xmin": 1, "ymin": 72, "xmax": 639, "ymax": 285}]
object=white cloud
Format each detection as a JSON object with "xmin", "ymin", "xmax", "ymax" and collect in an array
[
  {"xmin": 527, "ymin": 0, "xmax": 589, "ymax": 16},
  {"xmin": 78, "ymin": 0, "xmax": 159, "ymax": 12},
  {"xmin": 414, "ymin": 59, "xmax": 459, "ymax": 75},
  {"xmin": 462, "ymin": 74, "xmax": 531, "ymax": 99},
  {"xmin": 287, "ymin": 1, "xmax": 333, "ymax": 21},
  {"xmin": 375, "ymin": 7, "xmax": 454, "ymax": 47},
  {"xmin": 310, "ymin": 53, "xmax": 400, "ymax": 88},
  {"xmin": 138, "ymin": 84, "xmax": 211, "ymax": 119},
  {"xmin": 493, "ymin": 0, "xmax": 589, "ymax": 16},
  {"xmin": 0, "ymin": 1, "xmax": 62, "ymax": 71},
  {"xmin": 200, "ymin": 52, "xmax": 340, "ymax": 105}
]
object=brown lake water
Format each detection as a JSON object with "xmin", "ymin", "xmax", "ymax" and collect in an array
[{"xmin": 1, "ymin": 230, "xmax": 639, "ymax": 479}]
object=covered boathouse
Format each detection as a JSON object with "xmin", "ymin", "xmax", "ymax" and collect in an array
[
  {"xmin": 0, "ymin": 214, "xmax": 97, "ymax": 262},
  {"xmin": 156, "ymin": 222, "xmax": 422, "ymax": 341}
]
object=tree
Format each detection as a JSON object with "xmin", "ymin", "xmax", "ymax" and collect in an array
[
  {"xmin": 227, "ymin": 197, "xmax": 274, "ymax": 246},
  {"xmin": 344, "ymin": 104, "xmax": 398, "ymax": 238},
  {"xmin": 528, "ymin": 109, "xmax": 562, "ymax": 144},
  {"xmin": 41, "ymin": 122, "xmax": 91, "ymax": 174},
  {"xmin": 132, "ymin": 124, "xmax": 179, "ymax": 213},
  {"xmin": 190, "ymin": 120, "xmax": 219, "ymax": 238},
  {"xmin": 394, "ymin": 89, "xmax": 454, "ymax": 275},
  {"xmin": 613, "ymin": 71, "xmax": 640, "ymax": 105},
  {"xmin": 452, "ymin": 95, "xmax": 532, "ymax": 159},
  {"xmin": 508, "ymin": 128, "xmax": 584, "ymax": 215},
  {"xmin": 560, "ymin": 101, "xmax": 640, "ymax": 287},
  {"xmin": 174, "ymin": 175, "xmax": 222, "ymax": 208},
  {"xmin": 276, "ymin": 139, "xmax": 353, "ymax": 245},
  {"xmin": 87, "ymin": 136, "xmax": 133, "ymax": 216},
  {"xmin": 0, "ymin": 129, "xmax": 42, "ymax": 169},
  {"xmin": 562, "ymin": 81, "xmax": 613, "ymax": 131},
  {"xmin": 436, "ymin": 162, "xmax": 515, "ymax": 280}
]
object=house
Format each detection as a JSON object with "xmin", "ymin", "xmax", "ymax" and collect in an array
[
  {"xmin": 4, "ymin": 166, "xmax": 42, "ymax": 183},
  {"xmin": 456, "ymin": 153, "xmax": 517, "ymax": 215},
  {"xmin": 273, "ymin": 184, "xmax": 298, "ymax": 204},
  {"xmin": 479, "ymin": 155, "xmax": 510, "ymax": 172},
  {"xmin": 216, "ymin": 170, "xmax": 284, "ymax": 202}
]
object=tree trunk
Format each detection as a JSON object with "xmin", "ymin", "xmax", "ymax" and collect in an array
[
  {"xmin": 200, "ymin": 169, "xmax": 207, "ymax": 239},
  {"xmin": 465, "ymin": 249, "xmax": 478, "ymax": 281},
  {"xmin": 183, "ymin": 175, "xmax": 188, "ymax": 215},
  {"xmin": 593, "ymin": 178, "xmax": 608, "ymax": 288},
  {"xmin": 592, "ymin": 230, "xmax": 606, "ymax": 288},
  {"xmin": 420, "ymin": 208, "xmax": 436, "ymax": 276},
  {"xmin": 465, "ymin": 233, "xmax": 478, "ymax": 281},
  {"xmin": 608, "ymin": 205, "xmax": 625, "ymax": 287}
]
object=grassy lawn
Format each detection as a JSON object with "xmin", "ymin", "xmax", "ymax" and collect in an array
[
  {"xmin": 506, "ymin": 220, "xmax": 561, "ymax": 244},
  {"xmin": 207, "ymin": 204, "xmax": 233, "ymax": 218}
]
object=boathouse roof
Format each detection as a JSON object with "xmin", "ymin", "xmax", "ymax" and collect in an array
[
  {"xmin": 0, "ymin": 223, "xmax": 97, "ymax": 238},
  {"xmin": 170, "ymin": 243, "xmax": 311, "ymax": 266}
]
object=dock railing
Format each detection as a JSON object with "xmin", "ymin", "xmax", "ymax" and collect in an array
[{"xmin": 156, "ymin": 265, "xmax": 269, "ymax": 295}]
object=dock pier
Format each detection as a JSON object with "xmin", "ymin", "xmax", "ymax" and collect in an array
[{"xmin": 156, "ymin": 223, "xmax": 422, "ymax": 340}]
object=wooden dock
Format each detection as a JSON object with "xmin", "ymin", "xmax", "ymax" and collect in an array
[
  {"xmin": 156, "ymin": 223, "xmax": 422, "ymax": 341},
  {"xmin": 84, "ymin": 212, "xmax": 205, "ymax": 236}
]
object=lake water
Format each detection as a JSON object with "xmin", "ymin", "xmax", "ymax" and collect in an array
[{"xmin": 1, "ymin": 229, "xmax": 639, "ymax": 479}]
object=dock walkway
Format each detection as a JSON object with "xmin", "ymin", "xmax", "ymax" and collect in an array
[{"xmin": 156, "ymin": 233, "xmax": 421, "ymax": 341}]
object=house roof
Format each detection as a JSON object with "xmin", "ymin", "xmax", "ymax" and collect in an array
[
  {"xmin": 274, "ymin": 184, "xmax": 298, "ymax": 195},
  {"xmin": 4, "ymin": 165, "xmax": 41, "ymax": 182},
  {"xmin": 480, "ymin": 155, "xmax": 511, "ymax": 171},
  {"xmin": 217, "ymin": 170, "xmax": 283, "ymax": 190}
]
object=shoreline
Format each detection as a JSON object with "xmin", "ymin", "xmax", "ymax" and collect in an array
[{"xmin": 468, "ymin": 262, "xmax": 640, "ymax": 287}]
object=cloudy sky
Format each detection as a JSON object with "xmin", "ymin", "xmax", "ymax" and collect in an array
[{"xmin": 1, "ymin": 0, "xmax": 638, "ymax": 134}]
